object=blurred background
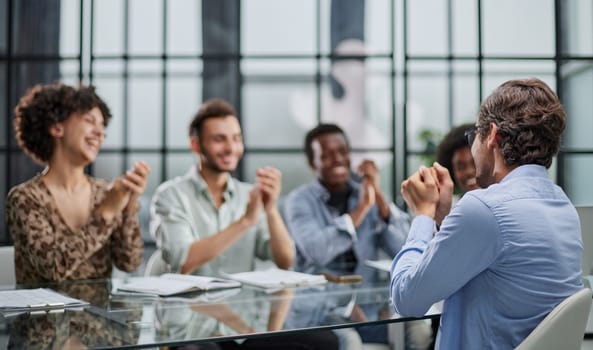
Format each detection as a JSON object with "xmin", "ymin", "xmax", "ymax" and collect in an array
[{"xmin": 2, "ymin": 0, "xmax": 593, "ymax": 246}]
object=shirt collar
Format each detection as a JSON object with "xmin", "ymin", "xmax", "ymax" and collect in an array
[
  {"xmin": 311, "ymin": 177, "xmax": 360, "ymax": 203},
  {"xmin": 187, "ymin": 165, "xmax": 236, "ymax": 198},
  {"xmin": 500, "ymin": 164, "xmax": 549, "ymax": 183}
]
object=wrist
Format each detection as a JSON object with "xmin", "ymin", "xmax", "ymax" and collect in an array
[
  {"xmin": 416, "ymin": 206, "xmax": 436, "ymax": 219},
  {"xmin": 97, "ymin": 205, "xmax": 116, "ymax": 223},
  {"xmin": 265, "ymin": 205, "xmax": 280, "ymax": 216},
  {"xmin": 124, "ymin": 199, "xmax": 140, "ymax": 214},
  {"xmin": 238, "ymin": 215, "xmax": 256, "ymax": 229}
]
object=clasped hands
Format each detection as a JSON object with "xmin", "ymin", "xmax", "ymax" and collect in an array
[
  {"xmin": 99, "ymin": 161, "xmax": 151, "ymax": 221},
  {"xmin": 356, "ymin": 159, "xmax": 381, "ymax": 210},
  {"xmin": 242, "ymin": 166, "xmax": 282, "ymax": 226},
  {"xmin": 401, "ymin": 162, "xmax": 454, "ymax": 227}
]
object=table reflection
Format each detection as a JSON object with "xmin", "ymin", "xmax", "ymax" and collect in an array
[
  {"xmin": 0, "ymin": 276, "xmax": 438, "ymax": 349},
  {"xmin": 7, "ymin": 280, "xmax": 142, "ymax": 349}
]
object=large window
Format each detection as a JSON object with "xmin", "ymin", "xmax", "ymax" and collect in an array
[{"xmin": 1, "ymin": 0, "xmax": 591, "ymax": 244}]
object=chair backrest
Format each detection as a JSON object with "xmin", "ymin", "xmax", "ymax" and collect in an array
[
  {"xmin": 0, "ymin": 246, "xmax": 16, "ymax": 285},
  {"xmin": 144, "ymin": 249, "xmax": 170, "ymax": 276},
  {"xmin": 515, "ymin": 288, "xmax": 593, "ymax": 350},
  {"xmin": 577, "ymin": 206, "xmax": 593, "ymax": 275}
]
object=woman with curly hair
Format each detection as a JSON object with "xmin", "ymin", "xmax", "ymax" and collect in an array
[
  {"xmin": 436, "ymin": 123, "xmax": 480, "ymax": 194},
  {"xmin": 6, "ymin": 82, "xmax": 150, "ymax": 283}
]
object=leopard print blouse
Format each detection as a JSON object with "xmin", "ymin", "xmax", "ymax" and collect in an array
[{"xmin": 5, "ymin": 174, "xmax": 144, "ymax": 284}]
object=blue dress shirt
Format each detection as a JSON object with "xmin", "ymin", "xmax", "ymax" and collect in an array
[
  {"xmin": 285, "ymin": 178, "xmax": 409, "ymax": 284},
  {"xmin": 391, "ymin": 164, "xmax": 583, "ymax": 349}
]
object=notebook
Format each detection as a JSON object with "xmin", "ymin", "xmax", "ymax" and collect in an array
[
  {"xmin": 117, "ymin": 273, "xmax": 241, "ymax": 297},
  {"xmin": 364, "ymin": 259, "xmax": 393, "ymax": 272},
  {"xmin": 0, "ymin": 288, "xmax": 89, "ymax": 314},
  {"xmin": 223, "ymin": 268, "xmax": 327, "ymax": 290},
  {"xmin": 112, "ymin": 286, "xmax": 242, "ymax": 304}
]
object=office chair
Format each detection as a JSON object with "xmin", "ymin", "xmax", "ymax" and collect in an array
[
  {"xmin": 514, "ymin": 288, "xmax": 592, "ymax": 350},
  {"xmin": 0, "ymin": 246, "xmax": 16, "ymax": 285}
]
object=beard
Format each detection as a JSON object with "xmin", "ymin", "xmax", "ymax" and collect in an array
[
  {"xmin": 199, "ymin": 145, "xmax": 239, "ymax": 174},
  {"xmin": 475, "ymin": 164, "xmax": 496, "ymax": 188}
]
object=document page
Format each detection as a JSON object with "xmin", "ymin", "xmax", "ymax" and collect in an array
[
  {"xmin": 117, "ymin": 274, "xmax": 241, "ymax": 297},
  {"xmin": 364, "ymin": 259, "xmax": 393, "ymax": 272},
  {"xmin": 0, "ymin": 288, "xmax": 89, "ymax": 312},
  {"xmin": 223, "ymin": 269, "xmax": 327, "ymax": 290}
]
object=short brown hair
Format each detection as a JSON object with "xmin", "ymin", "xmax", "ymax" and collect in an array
[
  {"xmin": 14, "ymin": 82, "xmax": 112, "ymax": 165},
  {"xmin": 189, "ymin": 98, "xmax": 237, "ymax": 138},
  {"xmin": 477, "ymin": 78, "xmax": 566, "ymax": 168}
]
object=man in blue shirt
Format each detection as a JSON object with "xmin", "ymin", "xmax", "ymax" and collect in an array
[
  {"xmin": 391, "ymin": 78, "xmax": 584, "ymax": 349},
  {"xmin": 285, "ymin": 123, "xmax": 409, "ymax": 284},
  {"xmin": 285, "ymin": 123, "xmax": 412, "ymax": 346}
]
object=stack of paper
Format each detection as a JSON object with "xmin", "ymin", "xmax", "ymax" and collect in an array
[
  {"xmin": 112, "ymin": 287, "xmax": 242, "ymax": 304},
  {"xmin": 117, "ymin": 273, "xmax": 241, "ymax": 297},
  {"xmin": 223, "ymin": 269, "xmax": 327, "ymax": 290},
  {"xmin": 0, "ymin": 288, "xmax": 89, "ymax": 315},
  {"xmin": 364, "ymin": 259, "xmax": 393, "ymax": 272}
]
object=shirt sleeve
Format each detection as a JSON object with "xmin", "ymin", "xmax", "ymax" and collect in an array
[
  {"xmin": 110, "ymin": 204, "xmax": 144, "ymax": 272},
  {"xmin": 284, "ymin": 191, "xmax": 356, "ymax": 267},
  {"xmin": 390, "ymin": 194, "xmax": 502, "ymax": 317},
  {"xmin": 150, "ymin": 186, "xmax": 197, "ymax": 273},
  {"xmin": 377, "ymin": 203, "xmax": 410, "ymax": 256},
  {"xmin": 5, "ymin": 186, "xmax": 120, "ymax": 282}
]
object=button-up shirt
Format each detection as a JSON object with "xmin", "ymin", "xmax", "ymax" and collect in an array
[
  {"xmin": 285, "ymin": 178, "xmax": 409, "ymax": 283},
  {"xmin": 150, "ymin": 166, "xmax": 272, "ymax": 276},
  {"xmin": 391, "ymin": 164, "xmax": 584, "ymax": 349}
]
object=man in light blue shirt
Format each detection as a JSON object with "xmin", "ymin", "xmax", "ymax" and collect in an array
[{"xmin": 391, "ymin": 78, "xmax": 584, "ymax": 349}]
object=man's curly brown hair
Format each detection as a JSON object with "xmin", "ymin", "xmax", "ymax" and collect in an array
[
  {"xmin": 14, "ymin": 82, "xmax": 112, "ymax": 165},
  {"xmin": 476, "ymin": 78, "xmax": 566, "ymax": 169}
]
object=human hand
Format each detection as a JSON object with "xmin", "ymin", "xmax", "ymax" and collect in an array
[
  {"xmin": 400, "ymin": 165, "xmax": 439, "ymax": 218},
  {"xmin": 241, "ymin": 187, "xmax": 262, "ymax": 227},
  {"xmin": 432, "ymin": 162, "xmax": 454, "ymax": 227},
  {"xmin": 359, "ymin": 177, "xmax": 376, "ymax": 211},
  {"xmin": 357, "ymin": 159, "xmax": 381, "ymax": 192},
  {"xmin": 98, "ymin": 178, "xmax": 132, "ymax": 221},
  {"xmin": 98, "ymin": 161, "xmax": 150, "ymax": 220},
  {"xmin": 122, "ymin": 161, "xmax": 151, "ymax": 212},
  {"xmin": 350, "ymin": 178, "xmax": 376, "ymax": 227},
  {"xmin": 256, "ymin": 167, "xmax": 282, "ymax": 213}
]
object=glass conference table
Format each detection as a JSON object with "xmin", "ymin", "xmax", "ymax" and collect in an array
[{"xmin": 0, "ymin": 275, "xmax": 441, "ymax": 349}]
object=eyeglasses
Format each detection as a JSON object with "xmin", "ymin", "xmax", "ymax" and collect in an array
[{"xmin": 464, "ymin": 126, "xmax": 478, "ymax": 146}]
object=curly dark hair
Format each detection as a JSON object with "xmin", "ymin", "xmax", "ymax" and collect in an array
[
  {"xmin": 304, "ymin": 123, "xmax": 349, "ymax": 167},
  {"xmin": 189, "ymin": 98, "xmax": 237, "ymax": 138},
  {"xmin": 476, "ymin": 78, "xmax": 567, "ymax": 169},
  {"xmin": 436, "ymin": 123, "xmax": 474, "ymax": 186},
  {"xmin": 14, "ymin": 83, "xmax": 112, "ymax": 165}
]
